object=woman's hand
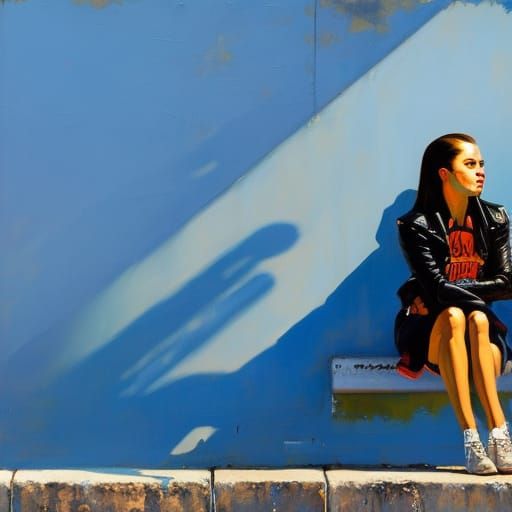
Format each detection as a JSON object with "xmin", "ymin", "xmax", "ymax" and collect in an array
[{"xmin": 409, "ymin": 296, "xmax": 429, "ymax": 316}]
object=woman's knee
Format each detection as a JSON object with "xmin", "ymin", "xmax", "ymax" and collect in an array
[
  {"xmin": 432, "ymin": 307, "xmax": 467, "ymax": 356},
  {"xmin": 441, "ymin": 307, "xmax": 466, "ymax": 330},
  {"xmin": 467, "ymin": 310, "xmax": 489, "ymax": 334}
]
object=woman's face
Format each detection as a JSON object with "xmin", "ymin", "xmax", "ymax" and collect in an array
[{"xmin": 443, "ymin": 141, "xmax": 485, "ymax": 197}]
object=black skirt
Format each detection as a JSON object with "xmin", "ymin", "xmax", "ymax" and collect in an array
[{"xmin": 394, "ymin": 305, "xmax": 512, "ymax": 378}]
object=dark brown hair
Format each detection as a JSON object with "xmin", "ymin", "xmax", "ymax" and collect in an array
[{"xmin": 414, "ymin": 133, "xmax": 477, "ymax": 213}]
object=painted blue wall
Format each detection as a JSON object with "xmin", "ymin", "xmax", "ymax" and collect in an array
[{"xmin": 1, "ymin": 0, "xmax": 512, "ymax": 468}]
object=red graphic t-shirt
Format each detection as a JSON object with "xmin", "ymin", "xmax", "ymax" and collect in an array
[{"xmin": 445, "ymin": 215, "xmax": 484, "ymax": 282}]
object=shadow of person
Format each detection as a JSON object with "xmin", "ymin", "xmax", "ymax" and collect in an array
[
  {"xmin": 3, "ymin": 190, "xmax": 435, "ymax": 468},
  {"xmin": 0, "ymin": 223, "xmax": 299, "ymax": 467},
  {"xmin": 3, "ymin": 190, "xmax": 418, "ymax": 467},
  {"xmin": 157, "ymin": 189, "xmax": 420, "ymax": 467}
]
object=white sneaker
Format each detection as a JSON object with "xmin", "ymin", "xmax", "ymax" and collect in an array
[
  {"xmin": 464, "ymin": 429, "xmax": 497, "ymax": 475},
  {"xmin": 488, "ymin": 423, "xmax": 512, "ymax": 474}
]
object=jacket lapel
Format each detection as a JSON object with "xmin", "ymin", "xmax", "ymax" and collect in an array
[
  {"xmin": 433, "ymin": 211, "xmax": 448, "ymax": 244},
  {"xmin": 473, "ymin": 197, "xmax": 489, "ymax": 260}
]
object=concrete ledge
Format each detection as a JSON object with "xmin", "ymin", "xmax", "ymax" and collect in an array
[
  {"xmin": 332, "ymin": 357, "xmax": 512, "ymax": 393},
  {"xmin": 0, "ymin": 471, "xmax": 12, "ymax": 512},
  {"xmin": 8, "ymin": 467, "xmax": 512, "ymax": 512},
  {"xmin": 327, "ymin": 468, "xmax": 512, "ymax": 512},
  {"xmin": 12, "ymin": 469, "xmax": 211, "ymax": 512},
  {"xmin": 214, "ymin": 469, "xmax": 325, "ymax": 512}
]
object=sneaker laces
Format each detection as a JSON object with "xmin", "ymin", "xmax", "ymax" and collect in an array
[
  {"xmin": 466, "ymin": 440, "xmax": 487, "ymax": 459},
  {"xmin": 494, "ymin": 437, "xmax": 512, "ymax": 456}
]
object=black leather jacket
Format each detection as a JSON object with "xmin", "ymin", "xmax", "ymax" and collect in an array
[{"xmin": 397, "ymin": 197, "xmax": 512, "ymax": 313}]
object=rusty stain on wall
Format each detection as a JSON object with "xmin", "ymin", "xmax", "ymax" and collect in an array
[
  {"xmin": 73, "ymin": 0, "xmax": 123, "ymax": 7},
  {"xmin": 333, "ymin": 392, "xmax": 512, "ymax": 422},
  {"xmin": 319, "ymin": 31, "xmax": 340, "ymax": 46},
  {"xmin": 319, "ymin": 0, "xmax": 433, "ymax": 32},
  {"xmin": 200, "ymin": 35, "xmax": 233, "ymax": 75},
  {"xmin": 334, "ymin": 392, "xmax": 449, "ymax": 422}
]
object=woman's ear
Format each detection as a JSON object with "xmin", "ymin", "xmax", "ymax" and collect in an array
[{"xmin": 438, "ymin": 167, "xmax": 449, "ymax": 182}]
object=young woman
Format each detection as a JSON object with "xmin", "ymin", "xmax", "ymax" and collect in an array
[{"xmin": 395, "ymin": 133, "xmax": 512, "ymax": 475}]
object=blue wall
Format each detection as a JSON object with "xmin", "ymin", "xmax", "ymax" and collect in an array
[{"xmin": 1, "ymin": 0, "xmax": 512, "ymax": 468}]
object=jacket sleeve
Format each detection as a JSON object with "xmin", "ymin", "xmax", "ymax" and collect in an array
[
  {"xmin": 454, "ymin": 208, "xmax": 512, "ymax": 302},
  {"xmin": 397, "ymin": 219, "xmax": 487, "ymax": 308}
]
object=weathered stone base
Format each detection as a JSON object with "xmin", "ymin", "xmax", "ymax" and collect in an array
[
  {"xmin": 4, "ymin": 467, "xmax": 512, "ymax": 511},
  {"xmin": 11, "ymin": 470, "xmax": 211, "ymax": 512},
  {"xmin": 214, "ymin": 469, "xmax": 325, "ymax": 512},
  {"xmin": 327, "ymin": 469, "xmax": 512, "ymax": 512},
  {"xmin": 0, "ymin": 471, "xmax": 12, "ymax": 512}
]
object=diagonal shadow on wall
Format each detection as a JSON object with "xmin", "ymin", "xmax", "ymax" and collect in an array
[
  {"xmin": 4, "ymin": 191, "xmax": 416, "ymax": 468},
  {"xmin": 4, "ymin": 189, "xmax": 489, "ymax": 467},
  {"xmin": 0, "ymin": 222, "xmax": 298, "ymax": 467},
  {"xmin": 1, "ymin": 0, "xmax": 450, "ymax": 361},
  {"xmin": 155, "ymin": 189, "xmax": 419, "ymax": 468}
]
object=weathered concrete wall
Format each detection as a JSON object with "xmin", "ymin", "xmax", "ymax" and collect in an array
[{"xmin": 2, "ymin": 0, "xmax": 512, "ymax": 469}]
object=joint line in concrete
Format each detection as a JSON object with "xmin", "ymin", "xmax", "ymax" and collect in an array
[
  {"xmin": 9, "ymin": 469, "xmax": 17, "ymax": 512},
  {"xmin": 210, "ymin": 468, "xmax": 215, "ymax": 512},
  {"xmin": 323, "ymin": 467, "xmax": 329, "ymax": 512}
]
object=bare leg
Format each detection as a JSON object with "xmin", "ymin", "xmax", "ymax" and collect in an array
[
  {"xmin": 467, "ymin": 311, "xmax": 506, "ymax": 429},
  {"xmin": 428, "ymin": 307, "xmax": 476, "ymax": 430},
  {"xmin": 491, "ymin": 344, "xmax": 502, "ymax": 378}
]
